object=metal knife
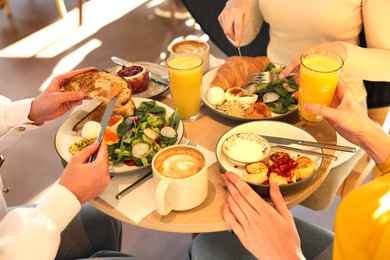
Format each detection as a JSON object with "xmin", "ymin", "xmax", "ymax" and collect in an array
[
  {"xmin": 111, "ymin": 56, "xmax": 169, "ymax": 86},
  {"xmin": 88, "ymin": 97, "xmax": 118, "ymax": 163},
  {"xmin": 262, "ymin": 135, "xmax": 356, "ymax": 153},
  {"xmin": 272, "ymin": 145, "xmax": 338, "ymax": 161},
  {"xmin": 237, "ymin": 46, "xmax": 246, "ymax": 80},
  {"xmin": 116, "ymin": 172, "xmax": 152, "ymax": 200}
]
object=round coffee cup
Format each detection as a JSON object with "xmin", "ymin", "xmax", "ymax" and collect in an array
[
  {"xmin": 152, "ymin": 145, "xmax": 208, "ymax": 216},
  {"xmin": 171, "ymin": 39, "xmax": 210, "ymax": 74}
]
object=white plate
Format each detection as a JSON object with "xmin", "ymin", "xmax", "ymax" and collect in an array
[
  {"xmin": 216, "ymin": 121, "xmax": 324, "ymax": 195},
  {"xmin": 201, "ymin": 67, "xmax": 297, "ymax": 122},
  {"xmin": 55, "ymin": 97, "xmax": 184, "ymax": 175},
  {"xmin": 109, "ymin": 61, "xmax": 169, "ymax": 99}
]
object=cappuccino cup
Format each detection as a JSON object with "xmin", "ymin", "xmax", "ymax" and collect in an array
[
  {"xmin": 171, "ymin": 39, "xmax": 210, "ymax": 73},
  {"xmin": 152, "ymin": 145, "xmax": 208, "ymax": 216}
]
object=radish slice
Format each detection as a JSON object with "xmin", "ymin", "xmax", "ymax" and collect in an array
[
  {"xmin": 282, "ymin": 83, "xmax": 296, "ymax": 92},
  {"xmin": 263, "ymin": 92, "xmax": 280, "ymax": 103},
  {"xmin": 144, "ymin": 128, "xmax": 159, "ymax": 140},
  {"xmin": 132, "ymin": 143, "xmax": 150, "ymax": 158},
  {"xmin": 160, "ymin": 126, "xmax": 177, "ymax": 138}
]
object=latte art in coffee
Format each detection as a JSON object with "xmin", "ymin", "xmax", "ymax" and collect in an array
[
  {"xmin": 154, "ymin": 147, "xmax": 205, "ymax": 179},
  {"xmin": 173, "ymin": 40, "xmax": 207, "ymax": 56}
]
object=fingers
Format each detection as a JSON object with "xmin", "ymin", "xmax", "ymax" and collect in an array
[
  {"xmin": 303, "ymin": 103, "xmax": 337, "ymax": 119},
  {"xmin": 222, "ymin": 172, "xmax": 267, "ymax": 215},
  {"xmin": 219, "ymin": 13, "xmax": 237, "ymax": 44},
  {"xmin": 279, "ymin": 57, "xmax": 300, "ymax": 79},
  {"xmin": 95, "ymin": 142, "xmax": 109, "ymax": 167},
  {"xmin": 71, "ymin": 142, "xmax": 100, "ymax": 163},
  {"xmin": 222, "ymin": 202, "xmax": 246, "ymax": 240},
  {"xmin": 269, "ymin": 181, "xmax": 291, "ymax": 219}
]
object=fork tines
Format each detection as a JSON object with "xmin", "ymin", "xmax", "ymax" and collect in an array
[
  {"xmin": 249, "ymin": 71, "xmax": 275, "ymax": 84},
  {"xmin": 187, "ymin": 140, "xmax": 198, "ymax": 147}
]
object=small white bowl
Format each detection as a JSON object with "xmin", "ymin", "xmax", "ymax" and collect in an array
[{"xmin": 222, "ymin": 133, "xmax": 271, "ymax": 166}]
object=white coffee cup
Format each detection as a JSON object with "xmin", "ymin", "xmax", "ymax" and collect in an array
[
  {"xmin": 171, "ymin": 39, "xmax": 210, "ymax": 74},
  {"xmin": 152, "ymin": 145, "xmax": 208, "ymax": 216}
]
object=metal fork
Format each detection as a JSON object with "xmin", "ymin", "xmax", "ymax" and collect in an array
[
  {"xmin": 187, "ymin": 140, "xmax": 198, "ymax": 147},
  {"xmin": 249, "ymin": 71, "xmax": 296, "ymax": 84}
]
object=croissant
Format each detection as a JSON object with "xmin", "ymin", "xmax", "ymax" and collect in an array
[{"xmin": 211, "ymin": 56, "xmax": 271, "ymax": 90}]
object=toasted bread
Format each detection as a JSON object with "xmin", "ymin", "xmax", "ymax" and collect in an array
[
  {"xmin": 70, "ymin": 70, "xmax": 136, "ymax": 132},
  {"xmin": 62, "ymin": 70, "xmax": 126, "ymax": 102}
]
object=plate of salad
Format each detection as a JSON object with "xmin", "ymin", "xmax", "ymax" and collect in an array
[
  {"xmin": 202, "ymin": 62, "xmax": 298, "ymax": 122},
  {"xmin": 55, "ymin": 97, "xmax": 184, "ymax": 175}
]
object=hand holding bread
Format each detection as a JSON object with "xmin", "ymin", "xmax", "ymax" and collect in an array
[{"xmin": 61, "ymin": 69, "xmax": 136, "ymax": 132}]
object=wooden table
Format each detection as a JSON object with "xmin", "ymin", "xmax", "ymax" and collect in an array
[{"xmin": 90, "ymin": 94, "xmax": 337, "ymax": 233}]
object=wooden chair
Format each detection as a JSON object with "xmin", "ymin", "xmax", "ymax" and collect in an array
[
  {"xmin": 0, "ymin": 0, "xmax": 11, "ymax": 15},
  {"xmin": 55, "ymin": 0, "xmax": 84, "ymax": 26}
]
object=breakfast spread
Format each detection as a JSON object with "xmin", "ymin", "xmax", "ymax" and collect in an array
[
  {"xmin": 242, "ymin": 151, "xmax": 316, "ymax": 185},
  {"xmin": 206, "ymin": 56, "xmax": 298, "ymax": 119}
]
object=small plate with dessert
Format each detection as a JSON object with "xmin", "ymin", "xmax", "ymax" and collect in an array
[{"xmin": 109, "ymin": 61, "xmax": 170, "ymax": 99}]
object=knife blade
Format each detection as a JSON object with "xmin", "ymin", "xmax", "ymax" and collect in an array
[
  {"xmin": 237, "ymin": 46, "xmax": 246, "ymax": 80},
  {"xmin": 88, "ymin": 97, "xmax": 118, "ymax": 163},
  {"xmin": 111, "ymin": 56, "xmax": 169, "ymax": 86},
  {"xmin": 262, "ymin": 135, "xmax": 356, "ymax": 153},
  {"xmin": 272, "ymin": 145, "xmax": 338, "ymax": 161}
]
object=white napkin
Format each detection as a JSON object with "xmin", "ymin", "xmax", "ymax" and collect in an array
[{"xmin": 98, "ymin": 137, "xmax": 217, "ymax": 223}]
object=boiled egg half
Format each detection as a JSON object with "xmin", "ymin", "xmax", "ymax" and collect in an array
[
  {"xmin": 81, "ymin": 121, "xmax": 101, "ymax": 139},
  {"xmin": 207, "ymin": 86, "xmax": 225, "ymax": 105},
  {"xmin": 225, "ymin": 87, "xmax": 245, "ymax": 101}
]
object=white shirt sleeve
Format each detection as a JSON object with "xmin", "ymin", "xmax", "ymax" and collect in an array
[
  {"xmin": 0, "ymin": 96, "xmax": 41, "ymax": 152},
  {"xmin": 0, "ymin": 184, "xmax": 81, "ymax": 260}
]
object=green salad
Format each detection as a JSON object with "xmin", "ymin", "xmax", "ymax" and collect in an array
[
  {"xmin": 246, "ymin": 63, "xmax": 299, "ymax": 114},
  {"xmin": 108, "ymin": 101, "xmax": 181, "ymax": 167}
]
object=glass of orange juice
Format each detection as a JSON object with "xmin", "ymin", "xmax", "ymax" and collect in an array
[
  {"xmin": 298, "ymin": 49, "xmax": 344, "ymax": 125},
  {"xmin": 167, "ymin": 54, "xmax": 203, "ymax": 121}
]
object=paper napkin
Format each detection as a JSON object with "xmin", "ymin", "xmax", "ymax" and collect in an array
[{"xmin": 98, "ymin": 138, "xmax": 217, "ymax": 223}]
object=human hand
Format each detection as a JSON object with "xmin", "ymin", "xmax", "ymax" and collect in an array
[
  {"xmin": 59, "ymin": 142, "xmax": 110, "ymax": 204},
  {"xmin": 221, "ymin": 172, "xmax": 304, "ymax": 260},
  {"xmin": 28, "ymin": 67, "xmax": 95, "ymax": 125},
  {"xmin": 303, "ymin": 78, "xmax": 373, "ymax": 146},
  {"xmin": 218, "ymin": 0, "xmax": 251, "ymax": 46},
  {"xmin": 303, "ymin": 79, "xmax": 390, "ymax": 163}
]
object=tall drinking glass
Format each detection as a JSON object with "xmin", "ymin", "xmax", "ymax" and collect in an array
[
  {"xmin": 298, "ymin": 49, "xmax": 344, "ymax": 125},
  {"xmin": 167, "ymin": 54, "xmax": 203, "ymax": 121}
]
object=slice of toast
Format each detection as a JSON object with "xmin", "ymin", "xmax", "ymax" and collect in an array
[{"xmin": 62, "ymin": 70, "xmax": 126, "ymax": 102}]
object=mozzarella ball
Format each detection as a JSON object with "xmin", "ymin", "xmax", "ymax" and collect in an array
[{"xmin": 81, "ymin": 121, "xmax": 101, "ymax": 139}]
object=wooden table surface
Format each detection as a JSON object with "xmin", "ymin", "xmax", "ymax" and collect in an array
[{"xmin": 91, "ymin": 96, "xmax": 337, "ymax": 233}]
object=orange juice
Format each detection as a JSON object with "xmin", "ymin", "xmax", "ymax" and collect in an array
[
  {"xmin": 298, "ymin": 50, "xmax": 343, "ymax": 124},
  {"xmin": 167, "ymin": 55, "xmax": 203, "ymax": 121}
]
